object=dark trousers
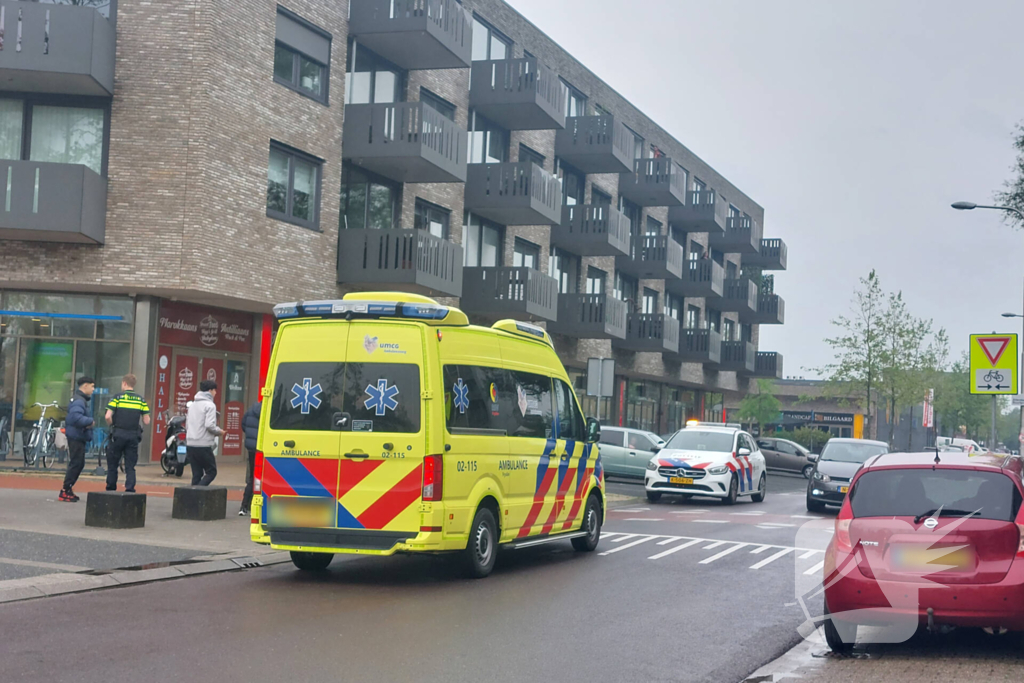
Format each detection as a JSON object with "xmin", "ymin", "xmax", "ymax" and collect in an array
[
  {"xmin": 187, "ymin": 446, "xmax": 217, "ymax": 486},
  {"xmin": 62, "ymin": 439, "xmax": 88, "ymax": 491},
  {"xmin": 241, "ymin": 448, "xmax": 257, "ymax": 511},
  {"xmin": 106, "ymin": 433, "xmax": 139, "ymax": 491}
]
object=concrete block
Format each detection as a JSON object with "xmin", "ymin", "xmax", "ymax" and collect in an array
[
  {"xmin": 85, "ymin": 491, "xmax": 146, "ymax": 529},
  {"xmin": 172, "ymin": 486, "xmax": 227, "ymax": 521}
]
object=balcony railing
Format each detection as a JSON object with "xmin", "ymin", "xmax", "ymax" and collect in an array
[
  {"xmin": 720, "ymin": 277, "xmax": 758, "ymax": 315},
  {"xmin": 343, "ymin": 101, "xmax": 467, "ymax": 184},
  {"xmin": 613, "ymin": 313, "xmax": 680, "ymax": 354},
  {"xmin": 709, "ymin": 215, "xmax": 763, "ymax": 254},
  {"xmin": 550, "ymin": 204, "xmax": 631, "ymax": 257},
  {"xmin": 337, "ymin": 229, "xmax": 463, "ymax": 298},
  {"xmin": 742, "ymin": 238, "xmax": 788, "ymax": 270},
  {"xmin": 744, "ymin": 293, "xmax": 786, "ymax": 325},
  {"xmin": 673, "ymin": 328, "xmax": 722, "ymax": 365},
  {"xmin": 668, "ymin": 190, "xmax": 727, "ymax": 233},
  {"xmin": 0, "ymin": 0, "xmax": 116, "ymax": 96},
  {"xmin": 464, "ymin": 162, "xmax": 562, "ymax": 226},
  {"xmin": 460, "ymin": 266, "xmax": 559, "ymax": 321},
  {"xmin": 619, "ymin": 157, "xmax": 687, "ymax": 207},
  {"xmin": 348, "ymin": 0, "xmax": 472, "ymax": 70},
  {"xmin": 548, "ymin": 294, "xmax": 627, "ymax": 340},
  {"xmin": 667, "ymin": 259, "xmax": 725, "ymax": 299},
  {"xmin": 615, "ymin": 234, "xmax": 684, "ymax": 280},
  {"xmin": 0, "ymin": 160, "xmax": 107, "ymax": 244},
  {"xmin": 554, "ymin": 116, "xmax": 635, "ymax": 174},
  {"xmin": 469, "ymin": 58, "xmax": 566, "ymax": 131},
  {"xmin": 720, "ymin": 341, "xmax": 756, "ymax": 375},
  {"xmin": 753, "ymin": 352, "xmax": 784, "ymax": 379}
]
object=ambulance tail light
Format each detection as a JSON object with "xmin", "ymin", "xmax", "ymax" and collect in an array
[
  {"xmin": 835, "ymin": 498, "xmax": 854, "ymax": 553},
  {"xmin": 422, "ymin": 454, "xmax": 443, "ymax": 501},
  {"xmin": 254, "ymin": 450, "xmax": 264, "ymax": 494}
]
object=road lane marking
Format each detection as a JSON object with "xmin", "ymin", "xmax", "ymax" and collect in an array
[
  {"xmin": 611, "ymin": 534, "xmax": 638, "ymax": 543},
  {"xmin": 700, "ymin": 543, "xmax": 749, "ymax": 564},
  {"xmin": 703, "ymin": 541, "xmax": 727, "ymax": 550},
  {"xmin": 670, "ymin": 509, "xmax": 708, "ymax": 514},
  {"xmin": 804, "ymin": 560, "xmax": 825, "ymax": 575},
  {"xmin": 750, "ymin": 545, "xmax": 773, "ymax": 554},
  {"xmin": 614, "ymin": 508, "xmax": 651, "ymax": 513},
  {"xmin": 0, "ymin": 557, "xmax": 90, "ymax": 572},
  {"xmin": 750, "ymin": 547, "xmax": 794, "ymax": 569},
  {"xmin": 622, "ymin": 518, "xmax": 665, "ymax": 521},
  {"xmin": 756, "ymin": 523, "xmax": 796, "ymax": 528},
  {"xmin": 657, "ymin": 536, "xmax": 685, "ymax": 545},
  {"xmin": 691, "ymin": 519, "xmax": 729, "ymax": 524},
  {"xmin": 790, "ymin": 515, "xmax": 818, "ymax": 519},
  {"xmin": 648, "ymin": 539, "xmax": 702, "ymax": 560},
  {"xmin": 729, "ymin": 511, "xmax": 766, "ymax": 516},
  {"xmin": 600, "ymin": 536, "xmax": 661, "ymax": 555},
  {"xmin": 799, "ymin": 550, "xmax": 822, "ymax": 559}
]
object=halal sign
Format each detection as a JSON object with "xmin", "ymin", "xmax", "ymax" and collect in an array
[{"xmin": 200, "ymin": 315, "xmax": 219, "ymax": 347}]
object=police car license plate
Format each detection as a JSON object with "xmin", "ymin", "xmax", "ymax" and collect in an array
[
  {"xmin": 176, "ymin": 445, "xmax": 187, "ymax": 455},
  {"xmin": 840, "ymin": 486, "xmax": 849, "ymax": 494},
  {"xmin": 268, "ymin": 498, "xmax": 335, "ymax": 529},
  {"xmin": 670, "ymin": 476, "xmax": 694, "ymax": 485}
]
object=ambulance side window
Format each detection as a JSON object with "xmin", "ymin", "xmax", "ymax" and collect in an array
[
  {"xmin": 443, "ymin": 365, "xmax": 514, "ymax": 434},
  {"xmin": 508, "ymin": 371, "xmax": 554, "ymax": 439},
  {"xmin": 268, "ymin": 362, "xmax": 345, "ymax": 431},
  {"xmin": 553, "ymin": 379, "xmax": 585, "ymax": 441}
]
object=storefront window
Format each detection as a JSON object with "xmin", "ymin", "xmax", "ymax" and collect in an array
[
  {"xmin": 16, "ymin": 339, "xmax": 75, "ymax": 442},
  {"xmin": 75, "ymin": 341, "xmax": 132, "ymax": 437}
]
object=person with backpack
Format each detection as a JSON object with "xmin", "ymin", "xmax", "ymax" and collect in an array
[
  {"xmin": 186, "ymin": 380, "xmax": 223, "ymax": 486},
  {"xmin": 239, "ymin": 399, "xmax": 262, "ymax": 517},
  {"xmin": 104, "ymin": 374, "xmax": 151, "ymax": 493},
  {"xmin": 60, "ymin": 377, "xmax": 96, "ymax": 502}
]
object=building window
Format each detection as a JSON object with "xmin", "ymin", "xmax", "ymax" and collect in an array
[
  {"xmin": 267, "ymin": 143, "xmax": 321, "ymax": 229},
  {"xmin": 664, "ymin": 294, "xmax": 682, "ymax": 320},
  {"xmin": 586, "ymin": 267, "xmax": 606, "ymax": 295},
  {"xmin": 549, "ymin": 247, "xmax": 578, "ymax": 293},
  {"xmin": 723, "ymin": 318, "xmax": 736, "ymax": 342},
  {"xmin": 592, "ymin": 188, "xmax": 612, "ymax": 207},
  {"xmin": 706, "ymin": 308, "xmax": 721, "ymax": 334},
  {"xmin": 641, "ymin": 288, "xmax": 658, "ymax": 315},
  {"xmin": 693, "ymin": 177, "xmax": 706, "ymax": 193},
  {"xmin": 620, "ymin": 198, "xmax": 641, "ymax": 240},
  {"xmin": 519, "ymin": 143, "xmax": 545, "ymax": 169},
  {"xmin": 471, "ymin": 16, "xmax": 511, "ymax": 61},
  {"xmin": 741, "ymin": 323, "xmax": 752, "ymax": 342},
  {"xmin": 414, "ymin": 199, "xmax": 450, "ymax": 239},
  {"xmin": 556, "ymin": 158, "xmax": 585, "ymax": 206},
  {"xmin": 728, "ymin": 204, "xmax": 741, "ymax": 220},
  {"xmin": 0, "ymin": 99, "xmax": 24, "ymax": 161},
  {"xmin": 463, "ymin": 213, "xmax": 504, "ymax": 267},
  {"xmin": 646, "ymin": 216, "xmax": 662, "ymax": 236},
  {"xmin": 420, "ymin": 88, "xmax": 456, "ymax": 121},
  {"xmin": 626, "ymin": 126, "xmax": 645, "ymax": 160},
  {"xmin": 346, "ymin": 46, "xmax": 402, "ymax": 104},
  {"xmin": 340, "ymin": 164, "xmax": 397, "ymax": 231},
  {"xmin": 688, "ymin": 242, "xmax": 702, "ymax": 261},
  {"xmin": 274, "ymin": 8, "xmax": 331, "ymax": 103},
  {"xmin": 0, "ymin": 99, "xmax": 109, "ymax": 175},
  {"xmin": 726, "ymin": 261, "xmax": 738, "ymax": 280},
  {"xmin": 614, "ymin": 271, "xmax": 638, "ymax": 306},
  {"xmin": 513, "ymin": 238, "xmax": 540, "ymax": 269},
  {"xmin": 593, "ymin": 103, "xmax": 613, "ymax": 118},
  {"xmin": 562, "ymin": 79, "xmax": 587, "ymax": 118},
  {"xmin": 685, "ymin": 305, "xmax": 700, "ymax": 329},
  {"xmin": 468, "ymin": 112, "xmax": 509, "ymax": 164}
]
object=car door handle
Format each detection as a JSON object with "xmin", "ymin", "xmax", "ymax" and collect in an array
[
  {"xmin": 628, "ymin": 451, "xmax": 637, "ymax": 456},
  {"xmin": 344, "ymin": 451, "xmax": 369, "ymax": 460},
  {"xmin": 283, "ymin": 441, "xmax": 295, "ymax": 448}
]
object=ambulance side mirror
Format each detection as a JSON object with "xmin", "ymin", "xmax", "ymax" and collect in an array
[{"xmin": 586, "ymin": 417, "xmax": 601, "ymax": 444}]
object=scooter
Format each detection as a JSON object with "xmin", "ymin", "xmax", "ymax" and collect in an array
[{"xmin": 160, "ymin": 415, "xmax": 188, "ymax": 477}]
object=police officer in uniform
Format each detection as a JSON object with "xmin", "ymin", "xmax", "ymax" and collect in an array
[{"xmin": 105, "ymin": 374, "xmax": 151, "ymax": 493}]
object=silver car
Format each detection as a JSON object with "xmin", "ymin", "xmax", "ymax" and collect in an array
[
  {"xmin": 756, "ymin": 436, "xmax": 816, "ymax": 478},
  {"xmin": 599, "ymin": 427, "xmax": 665, "ymax": 479}
]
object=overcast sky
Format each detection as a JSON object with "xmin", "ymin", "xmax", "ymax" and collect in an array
[{"xmin": 509, "ymin": 0, "xmax": 1024, "ymax": 377}]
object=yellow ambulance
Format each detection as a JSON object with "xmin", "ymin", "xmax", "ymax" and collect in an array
[{"xmin": 250, "ymin": 292, "xmax": 605, "ymax": 578}]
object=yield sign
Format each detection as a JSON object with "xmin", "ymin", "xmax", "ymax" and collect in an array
[{"xmin": 977, "ymin": 336, "xmax": 1011, "ymax": 366}]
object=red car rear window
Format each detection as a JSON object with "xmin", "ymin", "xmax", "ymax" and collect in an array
[{"xmin": 850, "ymin": 468, "xmax": 1022, "ymax": 522}]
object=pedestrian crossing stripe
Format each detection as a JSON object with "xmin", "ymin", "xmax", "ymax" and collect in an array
[{"xmin": 598, "ymin": 532, "xmax": 824, "ymax": 569}]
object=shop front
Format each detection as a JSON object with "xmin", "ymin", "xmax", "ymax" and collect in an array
[{"xmin": 776, "ymin": 410, "xmax": 863, "ymax": 439}]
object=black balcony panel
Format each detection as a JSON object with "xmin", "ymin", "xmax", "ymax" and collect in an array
[
  {"xmin": 613, "ymin": 314, "xmax": 680, "ymax": 354},
  {"xmin": 672, "ymin": 328, "xmax": 722, "ymax": 365},
  {"xmin": 743, "ymin": 238, "xmax": 788, "ymax": 270},
  {"xmin": 709, "ymin": 216, "xmax": 763, "ymax": 254},
  {"xmin": 0, "ymin": 161, "xmax": 106, "ymax": 244},
  {"xmin": 460, "ymin": 266, "xmax": 558, "ymax": 322},
  {"xmin": 719, "ymin": 278, "xmax": 758, "ymax": 315},
  {"xmin": 464, "ymin": 162, "xmax": 562, "ymax": 226},
  {"xmin": 348, "ymin": 0, "xmax": 472, "ymax": 70},
  {"xmin": 554, "ymin": 116, "xmax": 635, "ymax": 174},
  {"xmin": 551, "ymin": 204, "xmax": 630, "ymax": 257},
  {"xmin": 753, "ymin": 352, "xmax": 784, "ymax": 379},
  {"xmin": 337, "ymin": 229, "xmax": 463, "ymax": 298},
  {"xmin": 666, "ymin": 259, "xmax": 725, "ymax": 299},
  {"xmin": 548, "ymin": 294, "xmax": 627, "ymax": 340},
  {"xmin": 742, "ymin": 293, "xmax": 785, "ymax": 325},
  {"xmin": 668, "ymin": 191, "xmax": 727, "ymax": 234},
  {"xmin": 0, "ymin": 0, "xmax": 116, "ymax": 96},
  {"xmin": 720, "ymin": 341, "xmax": 756, "ymax": 375},
  {"xmin": 343, "ymin": 102, "xmax": 467, "ymax": 184},
  {"xmin": 469, "ymin": 58, "xmax": 566, "ymax": 131},
  {"xmin": 619, "ymin": 157, "xmax": 687, "ymax": 207},
  {"xmin": 615, "ymin": 234, "xmax": 684, "ymax": 280}
]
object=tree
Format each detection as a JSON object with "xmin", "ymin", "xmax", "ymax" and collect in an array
[
  {"xmin": 996, "ymin": 122, "xmax": 1024, "ymax": 229},
  {"xmin": 786, "ymin": 426, "xmax": 832, "ymax": 452},
  {"xmin": 813, "ymin": 270, "xmax": 885, "ymax": 439},
  {"xmin": 933, "ymin": 354, "xmax": 989, "ymax": 441},
  {"xmin": 737, "ymin": 379, "xmax": 781, "ymax": 435}
]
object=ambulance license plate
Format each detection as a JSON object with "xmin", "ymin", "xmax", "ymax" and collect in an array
[
  {"xmin": 840, "ymin": 486, "xmax": 849, "ymax": 494},
  {"xmin": 268, "ymin": 498, "xmax": 335, "ymax": 529},
  {"xmin": 670, "ymin": 477, "xmax": 694, "ymax": 485}
]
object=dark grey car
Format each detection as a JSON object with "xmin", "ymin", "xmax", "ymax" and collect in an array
[
  {"xmin": 757, "ymin": 437, "xmax": 815, "ymax": 478},
  {"xmin": 806, "ymin": 438, "xmax": 889, "ymax": 512}
]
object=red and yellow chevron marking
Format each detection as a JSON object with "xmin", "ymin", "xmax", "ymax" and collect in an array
[
  {"xmin": 338, "ymin": 460, "xmax": 423, "ymax": 531},
  {"xmin": 540, "ymin": 462, "xmax": 577, "ymax": 535}
]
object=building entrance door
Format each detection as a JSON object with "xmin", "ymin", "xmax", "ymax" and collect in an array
[{"xmin": 170, "ymin": 352, "xmax": 247, "ymax": 458}]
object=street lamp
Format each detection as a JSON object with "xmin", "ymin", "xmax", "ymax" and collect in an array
[{"xmin": 952, "ymin": 201, "xmax": 1024, "ymax": 222}]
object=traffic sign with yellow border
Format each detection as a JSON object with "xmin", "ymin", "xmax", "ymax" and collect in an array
[{"xmin": 969, "ymin": 333, "xmax": 1018, "ymax": 395}]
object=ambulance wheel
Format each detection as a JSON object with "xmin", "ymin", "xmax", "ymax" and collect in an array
[
  {"xmin": 721, "ymin": 475, "xmax": 739, "ymax": 505},
  {"xmin": 646, "ymin": 491, "xmax": 662, "ymax": 503},
  {"xmin": 572, "ymin": 495, "xmax": 602, "ymax": 552},
  {"xmin": 463, "ymin": 507, "xmax": 498, "ymax": 579},
  {"xmin": 751, "ymin": 473, "xmax": 767, "ymax": 503},
  {"xmin": 290, "ymin": 551, "xmax": 333, "ymax": 572}
]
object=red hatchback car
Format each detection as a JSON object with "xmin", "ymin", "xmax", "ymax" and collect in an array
[{"xmin": 822, "ymin": 451, "xmax": 1024, "ymax": 652}]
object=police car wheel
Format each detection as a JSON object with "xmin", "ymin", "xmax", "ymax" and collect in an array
[
  {"xmin": 572, "ymin": 495, "xmax": 602, "ymax": 552},
  {"xmin": 721, "ymin": 475, "xmax": 738, "ymax": 505},
  {"xmin": 751, "ymin": 473, "xmax": 767, "ymax": 503},
  {"xmin": 464, "ymin": 508, "xmax": 498, "ymax": 579},
  {"xmin": 290, "ymin": 551, "xmax": 333, "ymax": 572},
  {"xmin": 646, "ymin": 491, "xmax": 662, "ymax": 503}
]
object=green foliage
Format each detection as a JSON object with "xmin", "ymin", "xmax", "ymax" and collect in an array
[
  {"xmin": 933, "ymin": 353, "xmax": 990, "ymax": 441},
  {"xmin": 737, "ymin": 379, "xmax": 782, "ymax": 430},
  {"xmin": 995, "ymin": 122, "xmax": 1024, "ymax": 229},
  {"xmin": 997, "ymin": 405, "xmax": 1021, "ymax": 451},
  {"xmin": 785, "ymin": 426, "xmax": 832, "ymax": 452}
]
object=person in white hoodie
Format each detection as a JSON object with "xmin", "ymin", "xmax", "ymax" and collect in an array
[{"xmin": 186, "ymin": 380, "xmax": 224, "ymax": 486}]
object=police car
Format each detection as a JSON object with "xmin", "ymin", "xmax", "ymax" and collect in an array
[{"xmin": 644, "ymin": 422, "xmax": 767, "ymax": 505}]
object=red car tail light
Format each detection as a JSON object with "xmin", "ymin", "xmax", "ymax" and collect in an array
[
  {"xmin": 835, "ymin": 498, "xmax": 854, "ymax": 552},
  {"xmin": 422, "ymin": 454, "xmax": 443, "ymax": 502},
  {"xmin": 254, "ymin": 450, "xmax": 264, "ymax": 494}
]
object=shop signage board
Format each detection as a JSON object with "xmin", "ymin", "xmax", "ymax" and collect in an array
[
  {"xmin": 969, "ymin": 334, "xmax": 1017, "ymax": 395},
  {"xmin": 158, "ymin": 301, "xmax": 253, "ymax": 354}
]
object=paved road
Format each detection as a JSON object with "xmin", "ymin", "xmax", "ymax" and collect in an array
[{"xmin": 1, "ymin": 472, "xmax": 827, "ymax": 683}]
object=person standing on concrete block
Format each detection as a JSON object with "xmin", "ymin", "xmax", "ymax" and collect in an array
[
  {"xmin": 186, "ymin": 380, "xmax": 223, "ymax": 486},
  {"xmin": 60, "ymin": 377, "xmax": 96, "ymax": 502},
  {"xmin": 104, "ymin": 374, "xmax": 151, "ymax": 493},
  {"xmin": 239, "ymin": 399, "xmax": 262, "ymax": 517}
]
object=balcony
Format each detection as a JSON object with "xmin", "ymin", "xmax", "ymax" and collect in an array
[
  {"xmin": 619, "ymin": 158, "xmax": 687, "ymax": 207},
  {"xmin": 337, "ymin": 229, "xmax": 463, "ymax": 297},
  {"xmin": 343, "ymin": 102, "xmax": 467, "ymax": 184},
  {"xmin": 720, "ymin": 341, "xmax": 756, "ymax": 375},
  {"xmin": 554, "ymin": 116, "xmax": 635, "ymax": 174},
  {"xmin": 0, "ymin": 0, "xmax": 116, "ymax": 97},
  {"xmin": 348, "ymin": 0, "xmax": 472, "ymax": 70},
  {"xmin": 464, "ymin": 162, "xmax": 562, "ymax": 226},
  {"xmin": 668, "ymin": 191, "xmax": 727, "ymax": 234},
  {"xmin": 719, "ymin": 278, "xmax": 758, "ymax": 315},
  {"xmin": 615, "ymin": 234, "xmax": 684, "ymax": 280},
  {"xmin": 744, "ymin": 293, "xmax": 786, "ymax": 325},
  {"xmin": 0, "ymin": 161, "xmax": 106, "ymax": 244},
  {"xmin": 666, "ymin": 260, "xmax": 725, "ymax": 299},
  {"xmin": 550, "ymin": 204, "xmax": 630, "ymax": 257},
  {"xmin": 742, "ymin": 238, "xmax": 788, "ymax": 270},
  {"xmin": 708, "ymin": 216, "xmax": 763, "ymax": 254},
  {"xmin": 469, "ymin": 58, "xmax": 566, "ymax": 131},
  {"xmin": 613, "ymin": 314, "xmax": 680, "ymax": 354},
  {"xmin": 548, "ymin": 294, "xmax": 627, "ymax": 340},
  {"xmin": 753, "ymin": 352, "xmax": 784, "ymax": 379},
  {"xmin": 672, "ymin": 328, "xmax": 722, "ymax": 365},
  {"xmin": 460, "ymin": 266, "xmax": 558, "ymax": 322}
]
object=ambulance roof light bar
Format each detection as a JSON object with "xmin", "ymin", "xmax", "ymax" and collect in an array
[{"xmin": 274, "ymin": 300, "xmax": 458, "ymax": 323}]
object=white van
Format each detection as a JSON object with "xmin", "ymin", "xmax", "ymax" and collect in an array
[{"xmin": 936, "ymin": 436, "xmax": 984, "ymax": 453}]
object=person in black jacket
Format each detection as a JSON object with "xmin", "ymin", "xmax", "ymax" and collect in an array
[
  {"xmin": 60, "ymin": 377, "xmax": 96, "ymax": 502},
  {"xmin": 239, "ymin": 400, "xmax": 262, "ymax": 517}
]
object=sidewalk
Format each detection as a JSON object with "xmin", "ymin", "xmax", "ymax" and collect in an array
[{"xmin": 0, "ymin": 457, "xmax": 249, "ymax": 490}]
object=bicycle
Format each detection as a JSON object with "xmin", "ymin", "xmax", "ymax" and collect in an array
[
  {"xmin": 984, "ymin": 370, "xmax": 1005, "ymax": 384},
  {"xmin": 24, "ymin": 402, "xmax": 62, "ymax": 469}
]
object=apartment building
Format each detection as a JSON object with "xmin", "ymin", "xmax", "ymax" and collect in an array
[{"xmin": 0, "ymin": 0, "xmax": 787, "ymax": 462}]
